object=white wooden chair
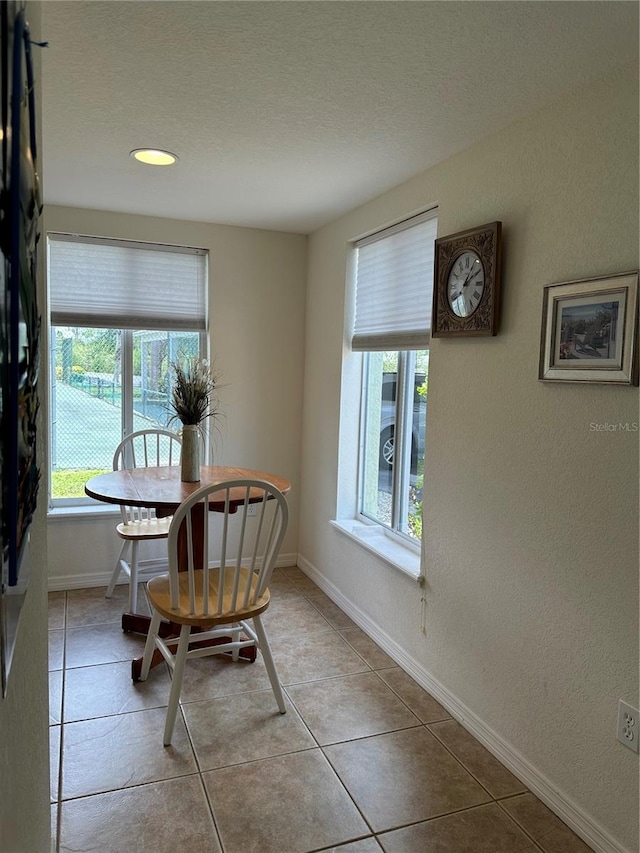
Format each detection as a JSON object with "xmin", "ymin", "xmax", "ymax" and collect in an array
[
  {"xmin": 139, "ymin": 478, "xmax": 289, "ymax": 746},
  {"xmin": 105, "ymin": 428, "xmax": 182, "ymax": 613}
]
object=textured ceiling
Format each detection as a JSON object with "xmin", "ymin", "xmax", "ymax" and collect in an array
[{"xmin": 40, "ymin": 1, "xmax": 638, "ymax": 234}]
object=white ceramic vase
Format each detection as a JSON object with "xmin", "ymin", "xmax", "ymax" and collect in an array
[{"xmin": 180, "ymin": 425, "xmax": 200, "ymax": 482}]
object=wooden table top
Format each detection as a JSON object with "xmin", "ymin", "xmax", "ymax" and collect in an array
[{"xmin": 85, "ymin": 465, "xmax": 291, "ymax": 513}]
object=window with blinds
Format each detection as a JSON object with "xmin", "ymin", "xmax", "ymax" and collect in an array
[
  {"xmin": 353, "ymin": 209, "xmax": 437, "ymax": 543},
  {"xmin": 48, "ymin": 234, "xmax": 207, "ymax": 330},
  {"xmin": 47, "ymin": 234, "xmax": 208, "ymax": 505},
  {"xmin": 352, "ymin": 209, "xmax": 437, "ymax": 352}
]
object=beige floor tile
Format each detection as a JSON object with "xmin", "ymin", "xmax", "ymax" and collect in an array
[
  {"xmin": 339, "ymin": 627, "xmax": 396, "ymax": 670},
  {"xmin": 66, "ymin": 583, "xmax": 149, "ymax": 628},
  {"xmin": 326, "ymin": 840, "xmax": 382, "ymax": 852},
  {"xmin": 262, "ymin": 596, "xmax": 334, "ymax": 639},
  {"xmin": 429, "ymin": 719, "xmax": 527, "ymax": 799},
  {"xmin": 378, "ymin": 802, "xmax": 539, "ymax": 852},
  {"xmin": 50, "ymin": 725, "xmax": 61, "ymax": 803},
  {"xmin": 279, "ymin": 566, "xmax": 321, "ymax": 594},
  {"xmin": 501, "ymin": 793, "xmax": 594, "ymax": 852},
  {"xmin": 270, "ymin": 629, "xmax": 371, "ymax": 684},
  {"xmin": 176, "ymin": 651, "xmax": 274, "ymax": 703},
  {"xmin": 290, "ymin": 576, "xmax": 323, "ymax": 595},
  {"xmin": 64, "ymin": 622, "xmax": 146, "ymax": 668},
  {"xmin": 300, "ymin": 586, "xmax": 333, "ymax": 603},
  {"xmin": 377, "ymin": 667, "xmax": 451, "ymax": 723},
  {"xmin": 287, "ymin": 672, "xmax": 421, "ymax": 745},
  {"xmin": 49, "ymin": 630, "xmax": 65, "ymax": 672},
  {"xmin": 307, "ymin": 594, "xmax": 358, "ymax": 629},
  {"xmin": 268, "ymin": 569, "xmax": 304, "ymax": 596},
  {"xmin": 324, "ymin": 727, "xmax": 490, "ymax": 833},
  {"xmin": 54, "ymin": 572, "xmax": 590, "ymax": 853},
  {"xmin": 59, "ymin": 776, "xmax": 220, "ymax": 853},
  {"xmin": 183, "ymin": 689, "xmax": 315, "ymax": 770},
  {"xmin": 278, "ymin": 566, "xmax": 311, "ymax": 582},
  {"xmin": 61, "ymin": 708, "xmax": 197, "ymax": 799},
  {"xmin": 299, "ymin": 582, "xmax": 351, "ymax": 607},
  {"xmin": 64, "ymin": 660, "xmax": 170, "ymax": 722},
  {"xmin": 266, "ymin": 591, "xmax": 320, "ymax": 614},
  {"xmin": 203, "ymin": 749, "xmax": 369, "ymax": 853},
  {"xmin": 49, "ymin": 670, "xmax": 63, "ymax": 725},
  {"xmin": 48, "ymin": 592, "xmax": 66, "ymax": 630}
]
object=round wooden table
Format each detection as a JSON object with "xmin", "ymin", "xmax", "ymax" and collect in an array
[
  {"xmin": 85, "ymin": 464, "xmax": 291, "ymax": 516},
  {"xmin": 85, "ymin": 465, "xmax": 291, "ymax": 679}
]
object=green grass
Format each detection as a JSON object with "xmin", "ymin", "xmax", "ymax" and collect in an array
[{"xmin": 51, "ymin": 468, "xmax": 109, "ymax": 499}]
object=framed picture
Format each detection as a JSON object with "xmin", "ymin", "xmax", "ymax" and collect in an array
[
  {"xmin": 539, "ymin": 271, "xmax": 638, "ymax": 384},
  {"xmin": 1, "ymin": 3, "xmax": 42, "ymax": 696}
]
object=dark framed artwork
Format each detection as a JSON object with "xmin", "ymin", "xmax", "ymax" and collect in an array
[{"xmin": 1, "ymin": 2, "xmax": 43, "ymax": 695}]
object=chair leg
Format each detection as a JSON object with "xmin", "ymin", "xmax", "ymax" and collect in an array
[
  {"xmin": 128, "ymin": 541, "xmax": 139, "ymax": 613},
  {"xmin": 231, "ymin": 623, "xmax": 242, "ymax": 661},
  {"xmin": 139, "ymin": 610, "xmax": 162, "ymax": 682},
  {"xmin": 164, "ymin": 624, "xmax": 191, "ymax": 746},
  {"xmin": 252, "ymin": 614, "xmax": 286, "ymax": 714},
  {"xmin": 106, "ymin": 540, "xmax": 130, "ymax": 598}
]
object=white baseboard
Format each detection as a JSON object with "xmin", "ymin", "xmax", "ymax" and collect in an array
[
  {"xmin": 47, "ymin": 552, "xmax": 299, "ymax": 592},
  {"xmin": 296, "ymin": 553, "xmax": 632, "ymax": 853}
]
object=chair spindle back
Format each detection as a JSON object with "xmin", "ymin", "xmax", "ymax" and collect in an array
[
  {"xmin": 167, "ymin": 478, "xmax": 289, "ymax": 618},
  {"xmin": 112, "ymin": 428, "xmax": 182, "ymax": 525}
]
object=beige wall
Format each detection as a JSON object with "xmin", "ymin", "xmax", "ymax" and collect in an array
[
  {"xmin": 45, "ymin": 207, "xmax": 307, "ymax": 587},
  {"xmin": 300, "ymin": 63, "xmax": 639, "ymax": 852},
  {"xmin": 0, "ymin": 3, "xmax": 52, "ymax": 851}
]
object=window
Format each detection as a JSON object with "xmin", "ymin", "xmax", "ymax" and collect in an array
[
  {"xmin": 47, "ymin": 235, "xmax": 207, "ymax": 505},
  {"xmin": 352, "ymin": 210, "xmax": 437, "ymax": 545}
]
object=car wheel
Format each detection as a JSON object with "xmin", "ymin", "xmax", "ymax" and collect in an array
[
  {"xmin": 380, "ymin": 428, "xmax": 421, "ymax": 473},
  {"xmin": 380, "ymin": 427, "xmax": 394, "ymax": 469}
]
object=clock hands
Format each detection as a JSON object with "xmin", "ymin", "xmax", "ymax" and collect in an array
[
  {"xmin": 452, "ymin": 265, "xmax": 481, "ymax": 300},
  {"xmin": 462, "ymin": 265, "xmax": 481, "ymax": 289}
]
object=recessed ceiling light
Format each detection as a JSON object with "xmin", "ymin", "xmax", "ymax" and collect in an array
[{"xmin": 130, "ymin": 148, "xmax": 178, "ymax": 166}]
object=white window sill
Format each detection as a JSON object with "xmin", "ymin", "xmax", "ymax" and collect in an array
[
  {"xmin": 48, "ymin": 503, "xmax": 119, "ymax": 522},
  {"xmin": 330, "ymin": 519, "xmax": 422, "ymax": 582}
]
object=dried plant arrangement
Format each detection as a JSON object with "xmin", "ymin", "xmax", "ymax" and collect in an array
[{"xmin": 168, "ymin": 356, "xmax": 221, "ymax": 429}]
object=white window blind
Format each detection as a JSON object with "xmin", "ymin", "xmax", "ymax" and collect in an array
[
  {"xmin": 352, "ymin": 209, "xmax": 437, "ymax": 351},
  {"xmin": 48, "ymin": 234, "xmax": 207, "ymax": 330}
]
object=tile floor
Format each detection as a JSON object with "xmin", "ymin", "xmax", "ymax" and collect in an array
[{"xmin": 48, "ymin": 566, "xmax": 593, "ymax": 853}]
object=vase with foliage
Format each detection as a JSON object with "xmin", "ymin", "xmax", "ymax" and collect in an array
[{"xmin": 169, "ymin": 356, "xmax": 221, "ymax": 482}]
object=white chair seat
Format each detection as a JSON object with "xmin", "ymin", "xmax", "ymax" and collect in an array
[{"xmin": 116, "ymin": 517, "xmax": 173, "ymax": 541}]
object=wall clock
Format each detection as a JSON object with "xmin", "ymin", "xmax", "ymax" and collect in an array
[{"xmin": 432, "ymin": 221, "xmax": 502, "ymax": 336}]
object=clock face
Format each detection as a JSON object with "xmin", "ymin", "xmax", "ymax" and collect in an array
[{"xmin": 447, "ymin": 251, "xmax": 485, "ymax": 318}]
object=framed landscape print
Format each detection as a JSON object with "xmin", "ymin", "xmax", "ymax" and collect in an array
[{"xmin": 539, "ymin": 271, "xmax": 638, "ymax": 385}]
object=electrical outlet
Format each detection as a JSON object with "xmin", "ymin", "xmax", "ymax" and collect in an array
[
  {"xmin": 246, "ymin": 503, "xmax": 257, "ymax": 517},
  {"xmin": 617, "ymin": 700, "xmax": 639, "ymax": 753}
]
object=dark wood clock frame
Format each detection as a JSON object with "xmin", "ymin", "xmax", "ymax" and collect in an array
[{"xmin": 432, "ymin": 221, "xmax": 502, "ymax": 337}]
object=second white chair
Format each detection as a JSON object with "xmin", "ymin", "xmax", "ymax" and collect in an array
[{"xmin": 105, "ymin": 428, "xmax": 182, "ymax": 613}]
